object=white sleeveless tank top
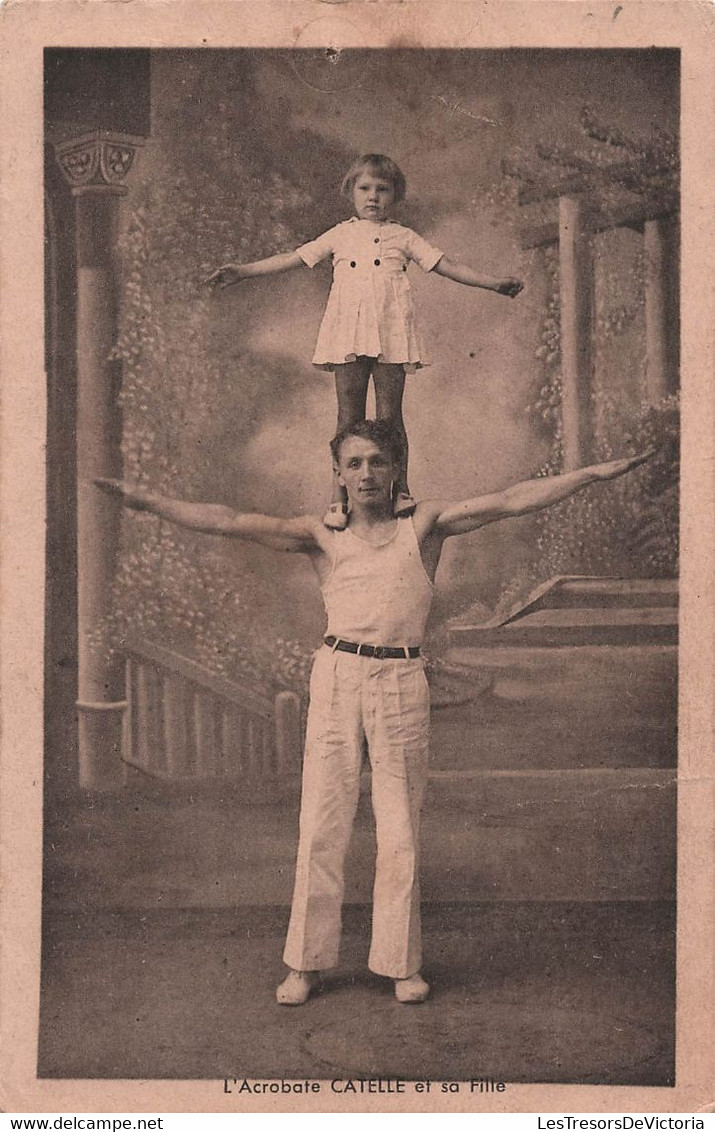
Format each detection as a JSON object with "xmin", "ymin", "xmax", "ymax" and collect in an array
[{"xmin": 317, "ymin": 517, "xmax": 435, "ymax": 648}]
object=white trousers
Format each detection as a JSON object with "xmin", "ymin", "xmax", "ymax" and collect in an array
[{"xmin": 283, "ymin": 646, "xmax": 430, "ymax": 978}]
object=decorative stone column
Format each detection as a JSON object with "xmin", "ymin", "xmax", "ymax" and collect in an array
[
  {"xmin": 54, "ymin": 132, "xmax": 143, "ymax": 789},
  {"xmin": 558, "ymin": 196, "xmax": 594, "ymax": 470},
  {"xmin": 644, "ymin": 217, "xmax": 674, "ymax": 404}
]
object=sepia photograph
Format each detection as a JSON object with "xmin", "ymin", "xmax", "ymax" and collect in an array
[{"xmin": 1, "ymin": 0, "xmax": 713, "ymax": 1116}]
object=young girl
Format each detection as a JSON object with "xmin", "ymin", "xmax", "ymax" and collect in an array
[{"xmin": 207, "ymin": 154, "xmax": 523, "ymax": 528}]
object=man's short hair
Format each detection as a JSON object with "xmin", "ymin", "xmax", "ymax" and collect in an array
[{"xmin": 330, "ymin": 419, "xmax": 404, "ymax": 466}]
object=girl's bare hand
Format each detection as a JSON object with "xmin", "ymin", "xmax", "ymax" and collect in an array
[
  {"xmin": 495, "ymin": 278, "xmax": 524, "ymax": 298},
  {"xmin": 93, "ymin": 478, "xmax": 153, "ymax": 512},
  {"xmin": 204, "ymin": 264, "xmax": 242, "ymax": 290}
]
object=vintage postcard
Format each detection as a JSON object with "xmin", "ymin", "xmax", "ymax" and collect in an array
[{"xmin": 0, "ymin": 0, "xmax": 713, "ymax": 1116}]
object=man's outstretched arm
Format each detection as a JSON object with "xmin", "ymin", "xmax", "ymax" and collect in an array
[
  {"xmin": 433, "ymin": 451, "xmax": 654, "ymax": 537},
  {"xmin": 94, "ymin": 479, "xmax": 322, "ymax": 553}
]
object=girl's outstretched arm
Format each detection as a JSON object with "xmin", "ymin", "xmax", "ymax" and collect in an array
[
  {"xmin": 432, "ymin": 256, "xmax": 523, "ymax": 297},
  {"xmin": 93, "ymin": 479, "xmax": 322, "ymax": 553},
  {"xmin": 205, "ymin": 250, "xmax": 305, "ymax": 290},
  {"xmin": 431, "ymin": 450, "xmax": 654, "ymax": 537}
]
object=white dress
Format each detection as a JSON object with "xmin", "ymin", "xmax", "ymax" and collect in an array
[{"xmin": 297, "ymin": 217, "xmax": 443, "ymax": 371}]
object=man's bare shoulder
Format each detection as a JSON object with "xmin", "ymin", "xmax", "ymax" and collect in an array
[
  {"xmin": 411, "ymin": 499, "xmax": 447, "ymax": 541},
  {"xmin": 413, "ymin": 500, "xmax": 446, "ymax": 516},
  {"xmin": 283, "ymin": 513, "xmax": 323, "ymax": 531},
  {"xmin": 293, "ymin": 514, "xmax": 334, "ymax": 553},
  {"xmin": 249, "ymin": 513, "xmax": 331, "ymax": 555}
]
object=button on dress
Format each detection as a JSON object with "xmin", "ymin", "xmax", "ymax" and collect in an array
[{"xmin": 297, "ymin": 218, "xmax": 444, "ymax": 371}]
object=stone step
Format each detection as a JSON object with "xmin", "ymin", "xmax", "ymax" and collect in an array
[
  {"xmin": 432, "ymin": 643, "xmax": 677, "ymax": 770},
  {"xmin": 543, "ymin": 577, "xmax": 677, "ymax": 609},
  {"xmin": 431, "ymin": 709, "xmax": 676, "ymax": 771},
  {"xmin": 448, "ymin": 575, "xmax": 679, "ymax": 646},
  {"xmin": 449, "ymin": 605, "xmax": 677, "ymax": 647}
]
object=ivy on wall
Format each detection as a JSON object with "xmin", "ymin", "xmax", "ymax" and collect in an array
[{"xmin": 91, "ymin": 62, "xmax": 321, "ymax": 696}]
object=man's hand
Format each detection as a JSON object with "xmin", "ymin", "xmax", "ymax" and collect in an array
[
  {"xmin": 204, "ymin": 264, "xmax": 243, "ymax": 290},
  {"xmin": 589, "ymin": 449, "xmax": 656, "ymax": 481},
  {"xmin": 494, "ymin": 277, "xmax": 523, "ymax": 298},
  {"xmin": 430, "ymin": 448, "xmax": 656, "ymax": 539},
  {"xmin": 94, "ymin": 478, "xmax": 325, "ymax": 552}
]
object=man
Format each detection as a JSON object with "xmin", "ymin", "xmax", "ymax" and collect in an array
[{"xmin": 95, "ymin": 421, "xmax": 650, "ymax": 1006}]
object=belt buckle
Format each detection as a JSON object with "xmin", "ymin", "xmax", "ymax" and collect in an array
[{"xmin": 372, "ymin": 645, "xmax": 388, "ymax": 660}]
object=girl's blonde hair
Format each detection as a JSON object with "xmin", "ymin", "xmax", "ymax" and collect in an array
[{"xmin": 340, "ymin": 154, "xmax": 407, "ymax": 203}]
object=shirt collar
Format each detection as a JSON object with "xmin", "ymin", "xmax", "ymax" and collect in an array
[{"xmin": 348, "ymin": 216, "xmax": 394, "ymax": 226}]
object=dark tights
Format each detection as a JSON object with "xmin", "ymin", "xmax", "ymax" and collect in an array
[{"xmin": 331, "ymin": 357, "xmax": 408, "ymax": 505}]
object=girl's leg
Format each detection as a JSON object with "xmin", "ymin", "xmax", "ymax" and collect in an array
[
  {"xmin": 326, "ymin": 360, "xmax": 371, "ymax": 523},
  {"xmin": 373, "ymin": 363, "xmax": 411, "ymax": 507}
]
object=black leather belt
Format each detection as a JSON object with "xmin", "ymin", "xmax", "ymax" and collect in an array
[{"xmin": 324, "ymin": 636, "xmax": 420, "ymax": 660}]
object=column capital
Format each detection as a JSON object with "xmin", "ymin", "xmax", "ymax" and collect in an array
[{"xmin": 53, "ymin": 131, "xmax": 145, "ymax": 196}]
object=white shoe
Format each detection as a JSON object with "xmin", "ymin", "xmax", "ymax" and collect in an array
[
  {"xmin": 394, "ymin": 972, "xmax": 430, "ymax": 1003},
  {"xmin": 276, "ymin": 969, "xmax": 319, "ymax": 1006}
]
